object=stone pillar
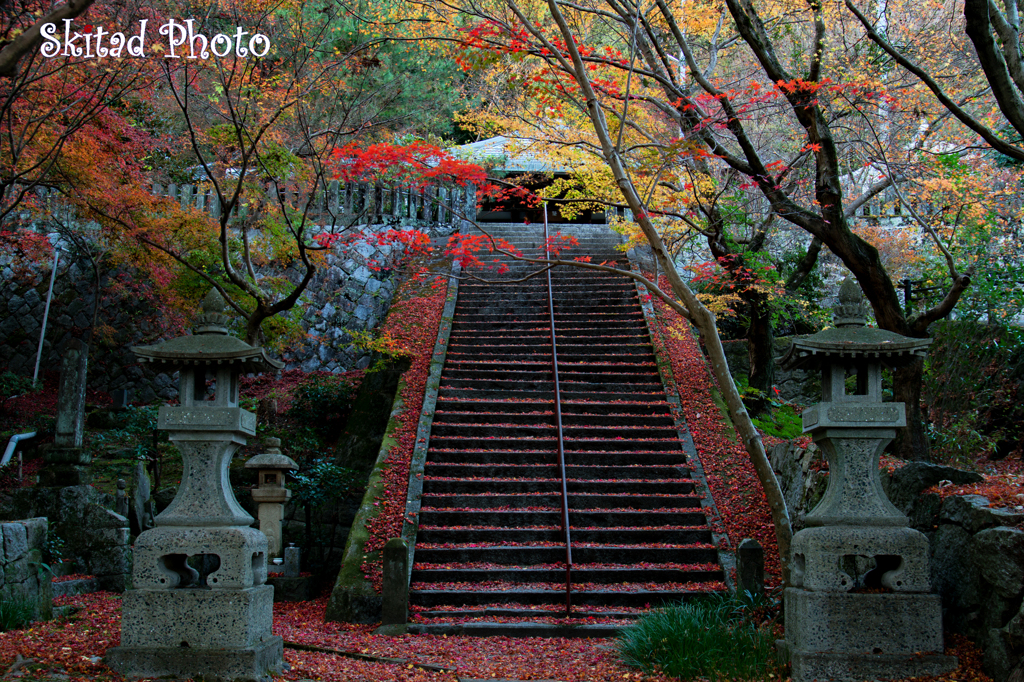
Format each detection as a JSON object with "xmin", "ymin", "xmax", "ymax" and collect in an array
[
  {"xmin": 736, "ymin": 538, "xmax": 764, "ymax": 598},
  {"xmin": 381, "ymin": 538, "xmax": 409, "ymax": 626},
  {"xmin": 283, "ymin": 544, "xmax": 300, "ymax": 578},
  {"xmin": 54, "ymin": 339, "xmax": 88, "ymax": 448},
  {"xmin": 40, "ymin": 340, "xmax": 92, "ymax": 486}
]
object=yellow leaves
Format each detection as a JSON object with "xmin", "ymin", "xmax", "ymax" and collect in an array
[{"xmin": 677, "ymin": 0, "xmax": 726, "ymax": 37}]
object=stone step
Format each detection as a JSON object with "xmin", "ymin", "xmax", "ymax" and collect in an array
[
  {"xmin": 418, "ymin": 492, "xmax": 701, "ymax": 510},
  {"xmin": 422, "ymin": 463, "xmax": 688, "ymax": 478},
  {"xmin": 421, "ymin": 478, "xmax": 696, "ymax": 495},
  {"xmin": 415, "ymin": 527, "xmax": 714, "ymax": 545},
  {"xmin": 416, "ymin": 509, "xmax": 710, "ymax": 527}
]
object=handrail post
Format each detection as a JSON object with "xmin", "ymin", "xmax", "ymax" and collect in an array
[{"xmin": 544, "ymin": 205, "xmax": 572, "ymax": 617}]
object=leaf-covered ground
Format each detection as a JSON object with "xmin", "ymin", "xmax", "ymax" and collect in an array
[
  {"xmin": 0, "ymin": 592, "xmax": 994, "ymax": 681},
  {"xmin": 647, "ymin": 295, "xmax": 785, "ymax": 584},
  {"xmin": 358, "ymin": 277, "xmax": 450, "ymax": 592}
]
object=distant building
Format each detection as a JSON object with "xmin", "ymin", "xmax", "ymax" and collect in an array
[{"xmin": 451, "ymin": 135, "xmax": 607, "ymax": 224}]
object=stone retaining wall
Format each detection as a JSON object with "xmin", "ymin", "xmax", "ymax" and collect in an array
[
  {"xmin": 0, "ymin": 225, "xmax": 440, "ymax": 401},
  {"xmin": 0, "ymin": 485, "xmax": 130, "ymax": 593},
  {"xmin": 0, "ymin": 517, "xmax": 52, "ymax": 623}
]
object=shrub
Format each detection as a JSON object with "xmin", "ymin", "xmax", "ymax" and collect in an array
[
  {"xmin": 753, "ymin": 403, "xmax": 803, "ymax": 440},
  {"xmin": 0, "ymin": 372, "xmax": 34, "ymax": 398},
  {"xmin": 287, "ymin": 374, "xmax": 361, "ymax": 441},
  {"xmin": 617, "ymin": 594, "xmax": 781, "ymax": 681},
  {"xmin": 925, "ymin": 320, "xmax": 1024, "ymax": 461}
]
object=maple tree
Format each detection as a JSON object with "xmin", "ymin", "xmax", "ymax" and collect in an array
[
  {"xmin": 0, "ymin": 0, "xmax": 97, "ymax": 77},
  {"xmin": 35, "ymin": 0, "xmax": 484, "ymax": 346},
  {"xmin": 396, "ymin": 0, "xmax": 1024, "ymax": 581},
  {"xmin": 433, "ymin": 0, "xmax": 1023, "ymax": 467}
]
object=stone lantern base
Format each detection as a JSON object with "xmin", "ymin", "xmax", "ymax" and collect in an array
[
  {"xmin": 785, "ymin": 589, "xmax": 957, "ymax": 681},
  {"xmin": 105, "ymin": 585, "xmax": 283, "ymax": 682}
]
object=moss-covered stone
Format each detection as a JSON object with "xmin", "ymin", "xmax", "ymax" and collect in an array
[{"xmin": 324, "ymin": 387, "xmax": 406, "ymax": 623}]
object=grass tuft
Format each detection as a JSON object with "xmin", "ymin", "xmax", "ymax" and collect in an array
[
  {"xmin": 0, "ymin": 597, "xmax": 36, "ymax": 631},
  {"xmin": 617, "ymin": 593, "xmax": 782, "ymax": 681}
]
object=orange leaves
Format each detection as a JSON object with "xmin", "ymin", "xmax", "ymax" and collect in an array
[{"xmin": 775, "ymin": 77, "xmax": 831, "ymax": 95}]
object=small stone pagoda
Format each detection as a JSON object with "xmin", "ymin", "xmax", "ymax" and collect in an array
[
  {"xmin": 780, "ymin": 277, "xmax": 956, "ymax": 682},
  {"xmin": 106, "ymin": 290, "xmax": 284, "ymax": 682},
  {"xmin": 245, "ymin": 437, "xmax": 298, "ymax": 558}
]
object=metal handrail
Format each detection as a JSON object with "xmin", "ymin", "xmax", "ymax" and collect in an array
[{"xmin": 543, "ymin": 205, "xmax": 573, "ymax": 617}]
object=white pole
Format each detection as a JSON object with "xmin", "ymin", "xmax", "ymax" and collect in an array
[{"xmin": 33, "ymin": 248, "xmax": 60, "ymax": 385}]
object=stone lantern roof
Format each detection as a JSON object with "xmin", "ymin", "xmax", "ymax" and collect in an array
[
  {"xmin": 780, "ymin": 277, "xmax": 931, "ymax": 370},
  {"xmin": 245, "ymin": 438, "xmax": 298, "ymax": 472},
  {"xmin": 132, "ymin": 289, "xmax": 284, "ymax": 374}
]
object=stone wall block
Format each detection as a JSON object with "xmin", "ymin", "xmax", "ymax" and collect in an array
[
  {"xmin": 20, "ymin": 518, "xmax": 47, "ymax": 554},
  {"xmin": 985, "ymin": 627, "xmax": 1024, "ymax": 682},
  {"xmin": 908, "ymin": 493, "xmax": 942, "ymax": 529},
  {"xmin": 974, "ymin": 527, "xmax": 1024, "ymax": 599},
  {"xmin": 2, "ymin": 522, "xmax": 28, "ymax": 562},
  {"xmin": 4, "ymin": 557, "xmax": 31, "ymax": 585},
  {"xmin": 3, "ymin": 224, "xmax": 412, "ymax": 391},
  {"xmin": 930, "ymin": 524, "xmax": 980, "ymax": 613},
  {"xmin": 883, "ymin": 463, "xmax": 984, "ymax": 514}
]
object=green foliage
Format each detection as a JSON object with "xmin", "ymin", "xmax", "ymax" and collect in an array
[
  {"xmin": 0, "ymin": 597, "xmax": 35, "ymax": 631},
  {"xmin": 43, "ymin": 522, "xmax": 66, "ymax": 566},
  {"xmin": 347, "ymin": 329, "xmax": 415, "ymax": 368},
  {"xmin": 953, "ymin": 263, "xmax": 1024, "ymax": 325},
  {"xmin": 617, "ymin": 592, "xmax": 781, "ymax": 681},
  {"xmin": 290, "ymin": 458, "xmax": 362, "ymax": 508},
  {"xmin": 927, "ymin": 412, "xmax": 997, "ymax": 467},
  {"xmin": 88, "ymin": 406, "xmax": 160, "ymax": 460},
  {"xmin": 0, "ymin": 372, "xmax": 34, "ymax": 398},
  {"xmin": 288, "ymin": 375, "xmax": 361, "ymax": 440},
  {"xmin": 924, "ymin": 320, "xmax": 1024, "ymax": 462}
]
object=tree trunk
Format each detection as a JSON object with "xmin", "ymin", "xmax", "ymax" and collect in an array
[
  {"xmin": 541, "ymin": 0, "xmax": 793, "ymax": 583},
  {"xmin": 746, "ymin": 293, "xmax": 776, "ymax": 412},
  {"xmin": 893, "ymin": 358, "xmax": 930, "ymax": 460}
]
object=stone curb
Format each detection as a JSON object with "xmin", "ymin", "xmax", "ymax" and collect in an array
[
  {"xmin": 400, "ymin": 259, "xmax": 462, "ymax": 582},
  {"xmin": 625, "ymin": 251, "xmax": 736, "ymax": 591},
  {"xmin": 51, "ymin": 576, "xmax": 99, "ymax": 599}
]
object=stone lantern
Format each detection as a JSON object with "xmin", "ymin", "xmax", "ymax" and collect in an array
[
  {"xmin": 779, "ymin": 277, "xmax": 956, "ymax": 682},
  {"xmin": 106, "ymin": 290, "xmax": 285, "ymax": 682},
  {"xmin": 245, "ymin": 437, "xmax": 298, "ymax": 558}
]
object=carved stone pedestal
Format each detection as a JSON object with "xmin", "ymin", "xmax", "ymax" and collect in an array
[
  {"xmin": 38, "ymin": 446, "xmax": 92, "ymax": 486},
  {"xmin": 106, "ymin": 586, "xmax": 282, "ymax": 680},
  {"xmin": 786, "ymin": 590, "xmax": 955, "ymax": 681}
]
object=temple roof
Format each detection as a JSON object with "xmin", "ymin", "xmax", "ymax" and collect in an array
[{"xmin": 451, "ymin": 136, "xmax": 572, "ymax": 174}]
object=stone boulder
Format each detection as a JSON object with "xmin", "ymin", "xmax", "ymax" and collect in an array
[
  {"xmin": 881, "ymin": 462, "xmax": 983, "ymax": 514},
  {"xmin": 768, "ymin": 440, "xmax": 827, "ymax": 531}
]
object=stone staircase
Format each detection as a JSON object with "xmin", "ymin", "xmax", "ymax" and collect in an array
[{"xmin": 408, "ymin": 223, "xmax": 724, "ymax": 635}]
